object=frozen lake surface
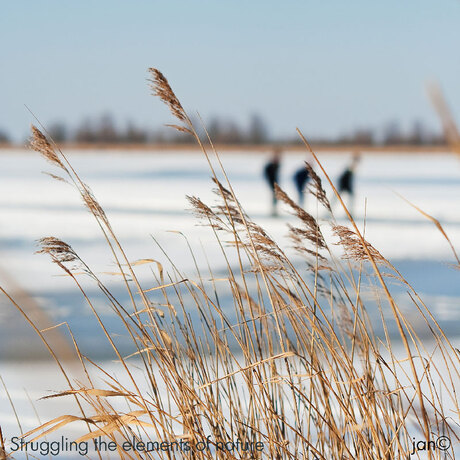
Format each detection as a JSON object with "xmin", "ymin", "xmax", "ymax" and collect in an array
[{"xmin": 1, "ymin": 149, "xmax": 460, "ymax": 359}]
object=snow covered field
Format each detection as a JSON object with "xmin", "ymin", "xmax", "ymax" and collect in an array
[
  {"xmin": 1, "ymin": 149, "xmax": 460, "ymax": 348},
  {"xmin": 1, "ymin": 148, "xmax": 460, "ymax": 457},
  {"xmin": 1, "ymin": 148, "xmax": 460, "ymax": 353}
]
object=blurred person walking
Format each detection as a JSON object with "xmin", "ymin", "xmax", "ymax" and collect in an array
[
  {"xmin": 263, "ymin": 148, "xmax": 282, "ymax": 216},
  {"xmin": 293, "ymin": 162, "xmax": 311, "ymax": 207},
  {"xmin": 332, "ymin": 153, "xmax": 361, "ymax": 216}
]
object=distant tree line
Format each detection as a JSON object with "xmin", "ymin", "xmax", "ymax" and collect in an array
[
  {"xmin": 313, "ymin": 120, "xmax": 445, "ymax": 146},
  {"xmin": 0, "ymin": 115, "xmax": 447, "ymax": 146},
  {"xmin": 35, "ymin": 113, "xmax": 270, "ymax": 146}
]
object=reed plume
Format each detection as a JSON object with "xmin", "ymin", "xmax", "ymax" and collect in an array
[
  {"xmin": 148, "ymin": 68, "xmax": 188, "ymax": 124},
  {"xmin": 30, "ymin": 125, "xmax": 66, "ymax": 171}
]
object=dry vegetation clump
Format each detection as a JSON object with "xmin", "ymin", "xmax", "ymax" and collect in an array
[{"xmin": 1, "ymin": 69, "xmax": 459, "ymax": 460}]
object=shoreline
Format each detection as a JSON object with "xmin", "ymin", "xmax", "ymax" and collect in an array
[{"xmin": 0, "ymin": 143, "xmax": 453, "ymax": 154}]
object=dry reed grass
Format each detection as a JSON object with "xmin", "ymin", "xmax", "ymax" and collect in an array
[{"xmin": 0, "ymin": 69, "xmax": 459, "ymax": 460}]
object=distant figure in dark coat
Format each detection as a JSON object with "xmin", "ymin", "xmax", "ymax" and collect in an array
[
  {"xmin": 263, "ymin": 149, "xmax": 282, "ymax": 216},
  {"xmin": 334, "ymin": 153, "xmax": 361, "ymax": 215},
  {"xmin": 293, "ymin": 164, "xmax": 311, "ymax": 207}
]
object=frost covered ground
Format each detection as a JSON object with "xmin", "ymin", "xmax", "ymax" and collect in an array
[{"xmin": 1, "ymin": 149, "xmax": 460, "ymax": 455}]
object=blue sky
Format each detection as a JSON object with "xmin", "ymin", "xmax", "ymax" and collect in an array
[{"xmin": 1, "ymin": 0, "xmax": 460, "ymax": 141}]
